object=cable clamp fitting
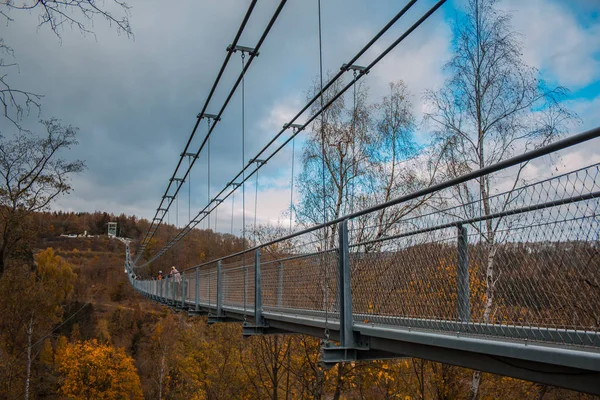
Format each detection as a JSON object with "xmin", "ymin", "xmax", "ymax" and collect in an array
[
  {"xmin": 197, "ymin": 113, "xmax": 221, "ymax": 121},
  {"xmin": 283, "ymin": 123, "xmax": 304, "ymax": 133},
  {"xmin": 250, "ymin": 158, "xmax": 266, "ymax": 166},
  {"xmin": 227, "ymin": 44, "xmax": 259, "ymax": 57},
  {"xmin": 340, "ymin": 64, "xmax": 369, "ymax": 74}
]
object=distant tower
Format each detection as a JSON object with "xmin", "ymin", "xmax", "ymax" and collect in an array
[{"xmin": 107, "ymin": 222, "xmax": 117, "ymax": 238}]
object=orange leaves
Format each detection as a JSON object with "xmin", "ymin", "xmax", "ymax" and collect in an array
[{"xmin": 55, "ymin": 339, "xmax": 143, "ymax": 400}]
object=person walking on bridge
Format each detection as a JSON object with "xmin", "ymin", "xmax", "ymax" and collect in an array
[{"xmin": 170, "ymin": 266, "xmax": 181, "ymax": 296}]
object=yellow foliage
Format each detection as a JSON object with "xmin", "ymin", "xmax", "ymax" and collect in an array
[
  {"xmin": 35, "ymin": 247, "xmax": 76, "ymax": 305},
  {"xmin": 56, "ymin": 339, "xmax": 143, "ymax": 400},
  {"xmin": 39, "ymin": 339, "xmax": 54, "ymax": 366}
]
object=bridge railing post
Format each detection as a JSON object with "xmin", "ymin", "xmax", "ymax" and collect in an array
[
  {"xmin": 195, "ymin": 267, "xmax": 200, "ymax": 311},
  {"xmin": 172, "ymin": 275, "xmax": 175, "ymax": 305},
  {"xmin": 338, "ymin": 219, "xmax": 354, "ymax": 348},
  {"xmin": 277, "ymin": 262, "xmax": 283, "ymax": 308},
  {"xmin": 165, "ymin": 276, "xmax": 169, "ymax": 302},
  {"xmin": 457, "ymin": 224, "xmax": 470, "ymax": 323},
  {"xmin": 181, "ymin": 271, "xmax": 185, "ymax": 308},
  {"xmin": 217, "ymin": 260, "xmax": 223, "ymax": 316},
  {"xmin": 244, "ymin": 265, "xmax": 248, "ymax": 313},
  {"xmin": 255, "ymin": 249, "xmax": 263, "ymax": 326},
  {"xmin": 166, "ymin": 276, "xmax": 170, "ymax": 304}
]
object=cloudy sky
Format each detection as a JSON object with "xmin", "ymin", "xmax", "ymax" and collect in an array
[{"xmin": 2, "ymin": 0, "xmax": 599, "ymax": 236}]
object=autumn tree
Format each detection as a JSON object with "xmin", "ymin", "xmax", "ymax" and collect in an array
[
  {"xmin": 0, "ymin": 248, "xmax": 76, "ymax": 398},
  {"xmin": 55, "ymin": 338, "xmax": 143, "ymax": 400},
  {"xmin": 0, "ymin": 120, "xmax": 85, "ymax": 275},
  {"xmin": 424, "ymin": 0, "xmax": 576, "ymax": 397},
  {"xmin": 240, "ymin": 335, "xmax": 296, "ymax": 399},
  {"xmin": 147, "ymin": 314, "xmax": 180, "ymax": 400}
]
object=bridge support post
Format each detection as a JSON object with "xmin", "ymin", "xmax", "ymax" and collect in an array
[
  {"xmin": 165, "ymin": 277, "xmax": 169, "ymax": 304},
  {"xmin": 321, "ymin": 219, "xmax": 357, "ymax": 363},
  {"xmin": 177, "ymin": 271, "xmax": 186, "ymax": 311},
  {"xmin": 160, "ymin": 278, "xmax": 164, "ymax": 303},
  {"xmin": 243, "ymin": 249, "xmax": 268, "ymax": 336},
  {"xmin": 195, "ymin": 267, "xmax": 200, "ymax": 310},
  {"xmin": 244, "ymin": 265, "xmax": 248, "ymax": 313},
  {"xmin": 277, "ymin": 263, "xmax": 283, "ymax": 308},
  {"xmin": 189, "ymin": 267, "xmax": 208, "ymax": 316},
  {"xmin": 255, "ymin": 249, "xmax": 263, "ymax": 326},
  {"xmin": 208, "ymin": 261, "xmax": 227, "ymax": 323},
  {"xmin": 321, "ymin": 219, "xmax": 402, "ymax": 367},
  {"xmin": 171, "ymin": 276, "xmax": 176, "ymax": 307},
  {"xmin": 457, "ymin": 224, "xmax": 470, "ymax": 323},
  {"xmin": 339, "ymin": 219, "xmax": 354, "ymax": 349},
  {"xmin": 217, "ymin": 261, "xmax": 223, "ymax": 316}
]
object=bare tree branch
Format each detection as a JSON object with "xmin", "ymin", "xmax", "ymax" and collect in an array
[{"xmin": 0, "ymin": 118, "xmax": 85, "ymax": 275}]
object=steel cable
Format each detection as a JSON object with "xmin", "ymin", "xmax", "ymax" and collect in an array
[{"xmin": 136, "ymin": 0, "xmax": 449, "ymax": 268}]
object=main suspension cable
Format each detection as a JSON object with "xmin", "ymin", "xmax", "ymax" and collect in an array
[
  {"xmin": 134, "ymin": 0, "xmax": 285, "ymax": 263},
  {"xmin": 135, "ymin": 0, "xmax": 258, "ymax": 261},
  {"xmin": 136, "ymin": 0, "xmax": 449, "ymax": 268},
  {"xmin": 136, "ymin": 2, "xmax": 416, "ymax": 265}
]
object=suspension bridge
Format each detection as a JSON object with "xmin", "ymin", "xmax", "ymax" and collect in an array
[{"xmin": 123, "ymin": 0, "xmax": 600, "ymax": 395}]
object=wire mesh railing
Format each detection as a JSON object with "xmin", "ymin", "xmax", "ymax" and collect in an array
[{"xmin": 130, "ymin": 128, "xmax": 600, "ymax": 349}]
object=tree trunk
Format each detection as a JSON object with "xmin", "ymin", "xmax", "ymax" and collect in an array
[
  {"xmin": 471, "ymin": 175, "xmax": 497, "ymax": 400},
  {"xmin": 158, "ymin": 351, "xmax": 166, "ymax": 400},
  {"xmin": 469, "ymin": 370, "xmax": 481, "ymax": 400},
  {"xmin": 271, "ymin": 336, "xmax": 279, "ymax": 400},
  {"xmin": 24, "ymin": 316, "xmax": 33, "ymax": 400},
  {"xmin": 284, "ymin": 338, "xmax": 291, "ymax": 400},
  {"xmin": 332, "ymin": 362, "xmax": 345, "ymax": 400},
  {"xmin": 0, "ymin": 239, "xmax": 8, "ymax": 277}
]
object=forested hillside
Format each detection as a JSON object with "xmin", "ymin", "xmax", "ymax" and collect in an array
[{"xmin": 0, "ymin": 210, "xmax": 595, "ymax": 399}]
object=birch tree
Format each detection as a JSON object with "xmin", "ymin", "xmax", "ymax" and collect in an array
[
  {"xmin": 296, "ymin": 79, "xmax": 434, "ymax": 249},
  {"xmin": 296, "ymin": 77, "xmax": 370, "ymax": 249},
  {"xmin": 424, "ymin": 0, "xmax": 576, "ymax": 397}
]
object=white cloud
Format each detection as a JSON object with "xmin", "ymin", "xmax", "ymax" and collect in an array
[
  {"xmin": 569, "ymin": 94, "xmax": 600, "ymax": 131},
  {"xmin": 4, "ymin": 0, "xmax": 599, "ymax": 257},
  {"xmin": 502, "ymin": 0, "xmax": 600, "ymax": 88}
]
